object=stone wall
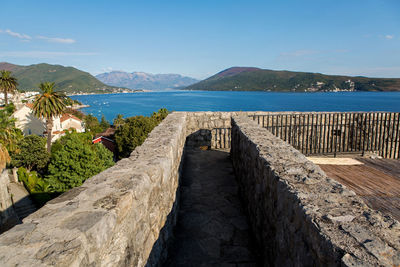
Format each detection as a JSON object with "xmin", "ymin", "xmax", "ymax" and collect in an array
[
  {"xmin": 0, "ymin": 112, "xmax": 188, "ymax": 267},
  {"xmin": 231, "ymin": 115, "xmax": 400, "ymax": 266},
  {"xmin": 184, "ymin": 111, "xmax": 272, "ymax": 149},
  {"xmin": 0, "ymin": 171, "xmax": 19, "ymax": 234}
]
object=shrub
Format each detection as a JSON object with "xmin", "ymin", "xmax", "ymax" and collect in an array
[{"xmin": 47, "ymin": 132, "xmax": 114, "ymax": 191}]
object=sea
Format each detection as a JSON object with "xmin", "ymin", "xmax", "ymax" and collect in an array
[{"xmin": 71, "ymin": 91, "xmax": 400, "ymax": 122}]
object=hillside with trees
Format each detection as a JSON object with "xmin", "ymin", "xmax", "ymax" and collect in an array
[
  {"xmin": 0, "ymin": 62, "xmax": 125, "ymax": 94},
  {"xmin": 185, "ymin": 67, "xmax": 400, "ymax": 92}
]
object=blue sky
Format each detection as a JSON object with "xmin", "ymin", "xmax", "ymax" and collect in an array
[{"xmin": 1, "ymin": 0, "xmax": 399, "ymax": 79}]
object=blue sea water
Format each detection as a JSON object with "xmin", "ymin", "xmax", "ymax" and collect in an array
[{"xmin": 71, "ymin": 91, "xmax": 400, "ymax": 122}]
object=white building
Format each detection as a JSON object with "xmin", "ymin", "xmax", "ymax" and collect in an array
[{"xmin": 13, "ymin": 103, "xmax": 85, "ymax": 142}]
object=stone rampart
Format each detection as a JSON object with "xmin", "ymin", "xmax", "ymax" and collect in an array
[
  {"xmin": 0, "ymin": 112, "xmax": 188, "ymax": 267},
  {"xmin": 0, "ymin": 171, "xmax": 19, "ymax": 233},
  {"xmin": 184, "ymin": 111, "xmax": 270, "ymax": 149},
  {"xmin": 231, "ymin": 115, "xmax": 400, "ymax": 266}
]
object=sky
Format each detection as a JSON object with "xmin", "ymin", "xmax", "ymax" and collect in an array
[{"xmin": 1, "ymin": 0, "xmax": 399, "ymax": 79}]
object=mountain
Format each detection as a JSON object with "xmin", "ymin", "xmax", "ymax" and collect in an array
[
  {"xmin": 0, "ymin": 62, "xmax": 125, "ymax": 94},
  {"xmin": 185, "ymin": 67, "xmax": 400, "ymax": 92},
  {"xmin": 96, "ymin": 71, "xmax": 198, "ymax": 90}
]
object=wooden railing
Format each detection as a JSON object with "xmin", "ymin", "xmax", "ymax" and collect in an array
[{"xmin": 251, "ymin": 112, "xmax": 400, "ymax": 159}]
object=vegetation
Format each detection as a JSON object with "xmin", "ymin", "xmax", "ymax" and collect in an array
[
  {"xmin": 115, "ymin": 108, "xmax": 169, "ymax": 158},
  {"xmin": 46, "ymin": 132, "xmax": 114, "ymax": 191},
  {"xmin": 100, "ymin": 115, "xmax": 110, "ymax": 131},
  {"xmin": 12, "ymin": 135, "xmax": 50, "ymax": 172},
  {"xmin": 113, "ymin": 114, "xmax": 125, "ymax": 128},
  {"xmin": 0, "ymin": 62, "xmax": 121, "ymax": 94},
  {"xmin": 0, "ymin": 70, "xmax": 18, "ymax": 105},
  {"xmin": 32, "ymin": 82, "xmax": 66, "ymax": 152},
  {"xmin": 17, "ymin": 167, "xmax": 50, "ymax": 193},
  {"xmin": 0, "ymin": 104, "xmax": 23, "ymax": 167},
  {"xmin": 185, "ymin": 67, "xmax": 400, "ymax": 92},
  {"xmin": 84, "ymin": 114, "xmax": 103, "ymax": 135},
  {"xmin": 64, "ymin": 107, "xmax": 85, "ymax": 120},
  {"xmin": 63, "ymin": 97, "xmax": 82, "ymax": 106}
]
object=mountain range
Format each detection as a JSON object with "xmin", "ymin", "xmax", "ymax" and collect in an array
[
  {"xmin": 185, "ymin": 67, "xmax": 400, "ymax": 92},
  {"xmin": 96, "ymin": 71, "xmax": 198, "ymax": 90},
  {"xmin": 0, "ymin": 62, "xmax": 123, "ymax": 94}
]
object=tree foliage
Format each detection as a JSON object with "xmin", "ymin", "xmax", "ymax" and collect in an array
[
  {"xmin": 100, "ymin": 115, "xmax": 110, "ymax": 131},
  {"xmin": 115, "ymin": 108, "xmax": 169, "ymax": 159},
  {"xmin": 113, "ymin": 114, "xmax": 125, "ymax": 128},
  {"xmin": 17, "ymin": 167, "xmax": 51, "ymax": 193},
  {"xmin": 12, "ymin": 135, "xmax": 50, "ymax": 172},
  {"xmin": 0, "ymin": 103, "xmax": 23, "ymax": 159},
  {"xmin": 0, "ymin": 70, "xmax": 18, "ymax": 105},
  {"xmin": 83, "ymin": 114, "xmax": 102, "ymax": 134},
  {"xmin": 46, "ymin": 132, "xmax": 114, "ymax": 191}
]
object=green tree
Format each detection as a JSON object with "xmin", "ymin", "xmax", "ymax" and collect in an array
[
  {"xmin": 32, "ymin": 82, "xmax": 66, "ymax": 152},
  {"xmin": 151, "ymin": 108, "xmax": 169, "ymax": 123},
  {"xmin": 47, "ymin": 132, "xmax": 114, "ymax": 191},
  {"xmin": 114, "ymin": 109, "xmax": 169, "ymax": 159},
  {"xmin": 113, "ymin": 114, "xmax": 125, "ymax": 128},
  {"xmin": 0, "ymin": 103, "xmax": 23, "ymax": 156},
  {"xmin": 114, "ymin": 115, "xmax": 157, "ymax": 159},
  {"xmin": 83, "ymin": 114, "xmax": 102, "ymax": 134},
  {"xmin": 100, "ymin": 115, "xmax": 110, "ymax": 131},
  {"xmin": 12, "ymin": 135, "xmax": 50, "ymax": 172},
  {"xmin": 0, "ymin": 70, "xmax": 18, "ymax": 106}
]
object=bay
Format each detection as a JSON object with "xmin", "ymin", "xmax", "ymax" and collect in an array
[{"xmin": 71, "ymin": 91, "xmax": 400, "ymax": 122}]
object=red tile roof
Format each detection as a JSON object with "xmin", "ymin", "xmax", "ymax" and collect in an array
[
  {"xmin": 60, "ymin": 113, "xmax": 82, "ymax": 122},
  {"xmin": 25, "ymin": 103, "xmax": 34, "ymax": 109}
]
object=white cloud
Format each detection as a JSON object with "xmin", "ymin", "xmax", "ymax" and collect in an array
[
  {"xmin": 385, "ymin": 35, "xmax": 394, "ymax": 40},
  {"xmin": 0, "ymin": 29, "xmax": 31, "ymax": 40},
  {"xmin": 37, "ymin": 36, "xmax": 76, "ymax": 44},
  {"xmin": 0, "ymin": 51, "xmax": 97, "ymax": 58},
  {"xmin": 0, "ymin": 28, "xmax": 75, "ymax": 44}
]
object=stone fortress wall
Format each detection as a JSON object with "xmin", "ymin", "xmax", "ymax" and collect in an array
[
  {"xmin": 0, "ymin": 112, "xmax": 398, "ymax": 266},
  {"xmin": 231, "ymin": 115, "xmax": 400, "ymax": 266}
]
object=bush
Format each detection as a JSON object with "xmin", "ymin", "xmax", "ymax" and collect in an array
[
  {"xmin": 46, "ymin": 132, "xmax": 114, "ymax": 191},
  {"xmin": 114, "ymin": 108, "xmax": 169, "ymax": 159},
  {"xmin": 17, "ymin": 167, "xmax": 51, "ymax": 193},
  {"xmin": 12, "ymin": 135, "xmax": 50, "ymax": 171}
]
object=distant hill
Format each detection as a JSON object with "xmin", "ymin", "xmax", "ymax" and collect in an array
[
  {"xmin": 96, "ymin": 71, "xmax": 198, "ymax": 90},
  {"xmin": 185, "ymin": 67, "xmax": 400, "ymax": 92},
  {"xmin": 0, "ymin": 62, "xmax": 125, "ymax": 94}
]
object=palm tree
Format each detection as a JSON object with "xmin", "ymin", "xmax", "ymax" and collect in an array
[
  {"xmin": 0, "ymin": 104, "xmax": 22, "ymax": 155},
  {"xmin": 32, "ymin": 82, "xmax": 66, "ymax": 152},
  {"xmin": 0, "ymin": 70, "xmax": 18, "ymax": 106}
]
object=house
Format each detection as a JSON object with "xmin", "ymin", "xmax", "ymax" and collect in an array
[
  {"xmin": 13, "ymin": 103, "xmax": 45, "ymax": 136},
  {"xmin": 92, "ymin": 127, "xmax": 116, "ymax": 155},
  {"xmin": 13, "ymin": 103, "xmax": 85, "ymax": 141}
]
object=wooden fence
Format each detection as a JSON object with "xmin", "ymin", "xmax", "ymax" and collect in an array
[{"xmin": 251, "ymin": 112, "xmax": 400, "ymax": 159}]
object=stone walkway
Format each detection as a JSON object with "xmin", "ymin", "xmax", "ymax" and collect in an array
[{"xmin": 165, "ymin": 148, "xmax": 259, "ymax": 266}]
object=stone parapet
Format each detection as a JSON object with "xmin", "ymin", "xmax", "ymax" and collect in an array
[
  {"xmin": 0, "ymin": 112, "xmax": 188, "ymax": 267},
  {"xmin": 231, "ymin": 115, "xmax": 400, "ymax": 266}
]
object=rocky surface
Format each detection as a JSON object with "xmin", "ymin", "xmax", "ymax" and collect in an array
[
  {"xmin": 231, "ymin": 115, "xmax": 400, "ymax": 266},
  {"xmin": 165, "ymin": 148, "xmax": 259, "ymax": 266}
]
